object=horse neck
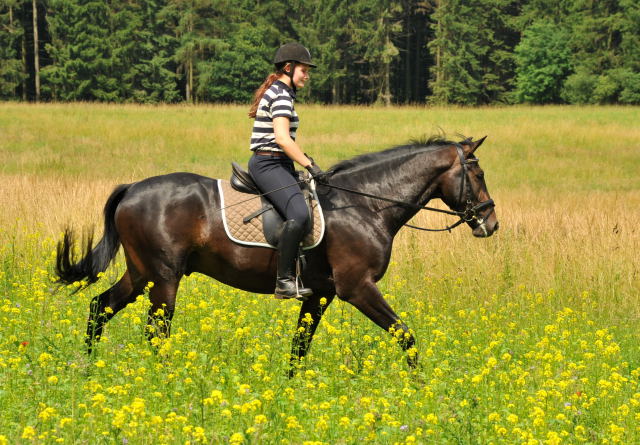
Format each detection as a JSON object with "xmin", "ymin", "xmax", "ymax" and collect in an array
[{"xmin": 331, "ymin": 146, "xmax": 456, "ymax": 235}]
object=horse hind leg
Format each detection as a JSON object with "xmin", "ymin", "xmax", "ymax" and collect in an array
[
  {"xmin": 86, "ymin": 270, "xmax": 145, "ymax": 355},
  {"xmin": 145, "ymin": 279, "xmax": 181, "ymax": 343}
]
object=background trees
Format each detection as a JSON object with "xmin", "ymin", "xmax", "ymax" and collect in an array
[
  {"xmin": 0, "ymin": 0, "xmax": 638, "ymax": 104},
  {"xmin": 0, "ymin": 0, "xmax": 25, "ymax": 98}
]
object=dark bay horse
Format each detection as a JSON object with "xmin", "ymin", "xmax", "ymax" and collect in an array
[{"xmin": 56, "ymin": 136, "xmax": 498, "ymax": 372}]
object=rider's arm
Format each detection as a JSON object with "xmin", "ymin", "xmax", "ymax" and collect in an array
[{"xmin": 273, "ymin": 116, "xmax": 312, "ymax": 168}]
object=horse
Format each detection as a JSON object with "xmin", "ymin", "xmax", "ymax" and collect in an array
[{"xmin": 55, "ymin": 135, "xmax": 498, "ymax": 374}]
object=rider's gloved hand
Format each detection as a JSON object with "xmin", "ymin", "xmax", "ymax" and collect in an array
[{"xmin": 305, "ymin": 163, "xmax": 328, "ymax": 183}]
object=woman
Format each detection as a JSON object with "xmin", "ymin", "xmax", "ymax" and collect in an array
[{"xmin": 248, "ymin": 42, "xmax": 327, "ymax": 300}]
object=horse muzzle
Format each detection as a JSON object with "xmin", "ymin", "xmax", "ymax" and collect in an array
[{"xmin": 471, "ymin": 211, "xmax": 499, "ymax": 237}]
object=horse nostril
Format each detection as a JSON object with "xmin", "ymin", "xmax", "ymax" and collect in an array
[{"xmin": 494, "ymin": 221, "xmax": 500, "ymax": 231}]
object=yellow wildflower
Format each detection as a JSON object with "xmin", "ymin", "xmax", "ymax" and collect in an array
[{"xmin": 21, "ymin": 427, "xmax": 36, "ymax": 440}]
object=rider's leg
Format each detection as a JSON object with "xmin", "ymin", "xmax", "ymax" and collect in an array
[{"xmin": 248, "ymin": 155, "xmax": 312, "ymax": 299}]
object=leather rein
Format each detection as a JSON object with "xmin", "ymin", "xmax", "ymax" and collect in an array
[{"xmin": 317, "ymin": 144, "xmax": 495, "ymax": 233}]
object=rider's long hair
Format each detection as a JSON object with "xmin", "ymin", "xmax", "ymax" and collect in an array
[{"xmin": 248, "ymin": 64, "xmax": 288, "ymax": 118}]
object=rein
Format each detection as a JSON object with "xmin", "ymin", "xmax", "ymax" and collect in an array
[
  {"xmin": 319, "ymin": 181, "xmax": 493, "ymax": 233},
  {"xmin": 318, "ymin": 144, "xmax": 494, "ymax": 233}
]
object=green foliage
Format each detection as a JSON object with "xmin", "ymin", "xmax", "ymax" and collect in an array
[
  {"xmin": 5, "ymin": 0, "xmax": 640, "ymax": 104},
  {"xmin": 196, "ymin": 26, "xmax": 271, "ymax": 103},
  {"xmin": 561, "ymin": 69, "xmax": 598, "ymax": 104},
  {"xmin": 43, "ymin": 0, "xmax": 118, "ymax": 101},
  {"xmin": 0, "ymin": 0, "xmax": 24, "ymax": 98},
  {"xmin": 347, "ymin": 0, "xmax": 402, "ymax": 105},
  {"xmin": 619, "ymin": 0, "xmax": 640, "ymax": 72},
  {"xmin": 290, "ymin": 0, "xmax": 350, "ymax": 104},
  {"xmin": 514, "ymin": 20, "xmax": 571, "ymax": 104},
  {"xmin": 563, "ymin": 68, "xmax": 640, "ymax": 105},
  {"xmin": 111, "ymin": 0, "xmax": 180, "ymax": 103},
  {"xmin": 429, "ymin": 0, "xmax": 518, "ymax": 105},
  {"xmin": 429, "ymin": 0, "xmax": 481, "ymax": 105},
  {"xmin": 164, "ymin": 0, "xmax": 232, "ymax": 103},
  {"xmin": 617, "ymin": 69, "xmax": 640, "ymax": 104}
]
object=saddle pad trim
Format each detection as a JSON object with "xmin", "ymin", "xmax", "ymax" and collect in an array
[{"xmin": 217, "ymin": 179, "xmax": 325, "ymax": 250}]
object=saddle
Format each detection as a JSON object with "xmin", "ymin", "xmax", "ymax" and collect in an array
[{"xmin": 218, "ymin": 163, "xmax": 324, "ymax": 249}]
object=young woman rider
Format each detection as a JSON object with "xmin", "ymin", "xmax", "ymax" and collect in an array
[{"xmin": 247, "ymin": 42, "xmax": 327, "ymax": 300}]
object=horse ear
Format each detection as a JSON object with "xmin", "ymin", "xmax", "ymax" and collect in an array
[{"xmin": 466, "ymin": 135, "xmax": 487, "ymax": 156}]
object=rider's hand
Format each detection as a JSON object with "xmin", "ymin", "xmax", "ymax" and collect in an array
[{"xmin": 305, "ymin": 163, "xmax": 328, "ymax": 183}]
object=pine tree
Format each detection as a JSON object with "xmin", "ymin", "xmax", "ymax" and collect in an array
[
  {"xmin": 111, "ymin": 0, "xmax": 180, "ymax": 103},
  {"xmin": 163, "ymin": 0, "xmax": 230, "ymax": 103},
  {"xmin": 0, "ymin": 0, "xmax": 25, "ymax": 98},
  {"xmin": 43, "ymin": 0, "xmax": 118, "ymax": 100},
  {"xmin": 428, "ymin": 0, "xmax": 483, "ymax": 104},
  {"xmin": 197, "ymin": 25, "xmax": 271, "ymax": 103},
  {"xmin": 290, "ymin": 0, "xmax": 350, "ymax": 104},
  {"xmin": 348, "ymin": 0, "xmax": 402, "ymax": 105},
  {"xmin": 428, "ymin": 0, "xmax": 519, "ymax": 105},
  {"xmin": 562, "ymin": 0, "xmax": 640, "ymax": 104}
]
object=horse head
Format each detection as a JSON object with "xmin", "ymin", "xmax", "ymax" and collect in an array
[{"xmin": 437, "ymin": 136, "xmax": 499, "ymax": 237}]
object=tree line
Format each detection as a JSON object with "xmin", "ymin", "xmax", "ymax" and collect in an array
[{"xmin": 1, "ymin": 0, "xmax": 639, "ymax": 105}]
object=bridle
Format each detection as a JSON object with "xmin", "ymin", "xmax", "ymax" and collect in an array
[
  {"xmin": 448, "ymin": 143, "xmax": 495, "ymax": 228},
  {"xmin": 318, "ymin": 143, "xmax": 495, "ymax": 233}
]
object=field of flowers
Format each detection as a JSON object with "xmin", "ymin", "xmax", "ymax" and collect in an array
[
  {"xmin": 2, "ymin": 232, "xmax": 640, "ymax": 444},
  {"xmin": 1, "ymin": 104, "xmax": 639, "ymax": 443}
]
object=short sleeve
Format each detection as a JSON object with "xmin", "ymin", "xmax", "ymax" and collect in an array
[{"xmin": 271, "ymin": 93, "xmax": 294, "ymax": 119}]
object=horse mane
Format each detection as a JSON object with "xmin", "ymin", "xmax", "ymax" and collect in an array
[{"xmin": 329, "ymin": 134, "xmax": 471, "ymax": 175}]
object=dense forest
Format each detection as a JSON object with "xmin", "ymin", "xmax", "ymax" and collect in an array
[{"xmin": 1, "ymin": 0, "xmax": 639, "ymax": 105}]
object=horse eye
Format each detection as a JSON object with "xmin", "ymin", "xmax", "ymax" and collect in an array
[{"xmin": 477, "ymin": 172, "xmax": 484, "ymax": 180}]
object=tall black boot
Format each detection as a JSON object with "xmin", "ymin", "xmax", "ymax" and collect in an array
[{"xmin": 275, "ymin": 219, "xmax": 313, "ymax": 300}]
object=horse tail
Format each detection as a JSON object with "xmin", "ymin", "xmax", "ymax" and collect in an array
[{"xmin": 55, "ymin": 183, "xmax": 130, "ymax": 289}]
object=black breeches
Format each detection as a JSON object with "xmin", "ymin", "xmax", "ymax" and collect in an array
[{"xmin": 248, "ymin": 154, "xmax": 310, "ymax": 230}]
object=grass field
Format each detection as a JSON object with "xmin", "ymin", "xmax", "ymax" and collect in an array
[{"xmin": 1, "ymin": 103, "xmax": 639, "ymax": 443}]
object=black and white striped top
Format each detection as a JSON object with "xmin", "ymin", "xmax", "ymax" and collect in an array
[{"xmin": 250, "ymin": 80, "xmax": 298, "ymax": 152}]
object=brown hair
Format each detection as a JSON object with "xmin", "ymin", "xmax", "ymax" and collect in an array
[{"xmin": 248, "ymin": 66, "xmax": 287, "ymax": 118}]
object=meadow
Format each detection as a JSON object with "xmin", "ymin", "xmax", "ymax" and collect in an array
[{"xmin": 0, "ymin": 103, "xmax": 639, "ymax": 444}]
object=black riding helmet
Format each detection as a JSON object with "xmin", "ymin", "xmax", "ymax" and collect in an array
[{"xmin": 273, "ymin": 43, "xmax": 316, "ymax": 91}]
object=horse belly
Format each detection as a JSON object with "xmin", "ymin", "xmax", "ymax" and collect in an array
[{"xmin": 186, "ymin": 240, "xmax": 279, "ymax": 295}]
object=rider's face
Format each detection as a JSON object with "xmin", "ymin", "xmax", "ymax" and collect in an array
[{"xmin": 289, "ymin": 63, "xmax": 311, "ymax": 89}]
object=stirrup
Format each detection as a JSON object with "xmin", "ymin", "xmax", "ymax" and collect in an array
[{"xmin": 274, "ymin": 277, "xmax": 313, "ymax": 301}]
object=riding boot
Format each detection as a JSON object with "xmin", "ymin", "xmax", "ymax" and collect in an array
[{"xmin": 275, "ymin": 219, "xmax": 313, "ymax": 300}]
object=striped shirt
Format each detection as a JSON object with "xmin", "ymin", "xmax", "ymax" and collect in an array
[{"xmin": 250, "ymin": 80, "xmax": 298, "ymax": 152}]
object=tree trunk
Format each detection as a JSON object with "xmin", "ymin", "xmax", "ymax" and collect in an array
[
  {"xmin": 436, "ymin": 10, "xmax": 441, "ymax": 88},
  {"xmin": 32, "ymin": 0, "xmax": 40, "ymax": 102},
  {"xmin": 332, "ymin": 79, "xmax": 337, "ymax": 104},
  {"xmin": 415, "ymin": 16, "xmax": 422, "ymax": 100},
  {"xmin": 187, "ymin": 57, "xmax": 193, "ymax": 103},
  {"xmin": 384, "ymin": 54, "xmax": 391, "ymax": 106},
  {"xmin": 21, "ymin": 32, "xmax": 27, "ymax": 101},
  {"xmin": 405, "ymin": 7, "xmax": 411, "ymax": 103}
]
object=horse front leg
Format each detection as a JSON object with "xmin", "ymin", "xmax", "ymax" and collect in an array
[
  {"xmin": 342, "ymin": 280, "xmax": 418, "ymax": 368},
  {"xmin": 289, "ymin": 294, "xmax": 336, "ymax": 377}
]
